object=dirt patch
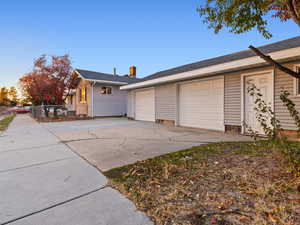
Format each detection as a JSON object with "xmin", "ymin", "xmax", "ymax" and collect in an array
[
  {"xmin": 35, "ymin": 116, "xmax": 93, "ymax": 123},
  {"xmin": 104, "ymin": 142, "xmax": 300, "ymax": 225}
]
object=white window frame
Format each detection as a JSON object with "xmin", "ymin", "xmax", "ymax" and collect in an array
[
  {"xmin": 100, "ymin": 86, "xmax": 113, "ymax": 95},
  {"xmin": 293, "ymin": 64, "xmax": 300, "ymax": 96}
]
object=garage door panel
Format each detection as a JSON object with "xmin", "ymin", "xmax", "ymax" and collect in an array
[
  {"xmin": 135, "ymin": 89, "xmax": 155, "ymax": 122},
  {"xmin": 179, "ymin": 78, "xmax": 224, "ymax": 131}
]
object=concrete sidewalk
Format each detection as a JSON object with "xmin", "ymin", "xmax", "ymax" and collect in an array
[{"xmin": 0, "ymin": 115, "xmax": 152, "ymax": 225}]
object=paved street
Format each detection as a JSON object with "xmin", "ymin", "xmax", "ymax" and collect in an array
[{"xmin": 0, "ymin": 115, "xmax": 152, "ymax": 225}]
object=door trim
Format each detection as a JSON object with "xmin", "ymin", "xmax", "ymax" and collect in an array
[
  {"xmin": 293, "ymin": 64, "xmax": 300, "ymax": 96},
  {"xmin": 240, "ymin": 69, "xmax": 274, "ymax": 134}
]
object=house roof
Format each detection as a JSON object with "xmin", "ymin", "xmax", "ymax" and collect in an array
[
  {"xmin": 142, "ymin": 36, "xmax": 300, "ymax": 81},
  {"xmin": 76, "ymin": 69, "xmax": 140, "ymax": 85},
  {"xmin": 121, "ymin": 36, "xmax": 300, "ymax": 90}
]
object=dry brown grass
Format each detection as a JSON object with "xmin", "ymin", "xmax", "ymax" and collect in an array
[{"xmin": 104, "ymin": 141, "xmax": 300, "ymax": 225}]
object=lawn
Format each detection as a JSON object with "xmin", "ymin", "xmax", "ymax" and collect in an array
[
  {"xmin": 104, "ymin": 141, "xmax": 300, "ymax": 225},
  {"xmin": 0, "ymin": 113, "xmax": 16, "ymax": 132}
]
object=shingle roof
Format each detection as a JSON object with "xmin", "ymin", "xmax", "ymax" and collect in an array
[
  {"xmin": 142, "ymin": 36, "xmax": 300, "ymax": 81},
  {"xmin": 76, "ymin": 69, "xmax": 140, "ymax": 84}
]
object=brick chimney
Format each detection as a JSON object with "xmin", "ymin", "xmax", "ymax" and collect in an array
[{"xmin": 129, "ymin": 66, "xmax": 136, "ymax": 78}]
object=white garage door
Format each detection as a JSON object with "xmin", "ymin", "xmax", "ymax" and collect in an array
[
  {"xmin": 135, "ymin": 89, "xmax": 155, "ymax": 121},
  {"xmin": 179, "ymin": 78, "xmax": 224, "ymax": 131}
]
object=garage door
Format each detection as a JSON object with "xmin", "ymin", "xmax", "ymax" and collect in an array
[
  {"xmin": 135, "ymin": 89, "xmax": 155, "ymax": 121},
  {"xmin": 179, "ymin": 78, "xmax": 224, "ymax": 131}
]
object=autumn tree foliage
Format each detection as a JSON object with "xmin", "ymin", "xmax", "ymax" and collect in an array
[
  {"xmin": 0, "ymin": 87, "xmax": 9, "ymax": 105},
  {"xmin": 198, "ymin": 0, "xmax": 300, "ymax": 39},
  {"xmin": 19, "ymin": 55, "xmax": 78, "ymax": 106},
  {"xmin": 0, "ymin": 87, "xmax": 18, "ymax": 106},
  {"xmin": 8, "ymin": 87, "xmax": 18, "ymax": 105}
]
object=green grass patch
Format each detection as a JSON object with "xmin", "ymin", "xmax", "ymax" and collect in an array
[{"xmin": 0, "ymin": 113, "xmax": 16, "ymax": 132}]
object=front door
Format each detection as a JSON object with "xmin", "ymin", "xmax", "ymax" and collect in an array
[{"xmin": 244, "ymin": 72, "xmax": 273, "ymax": 134}]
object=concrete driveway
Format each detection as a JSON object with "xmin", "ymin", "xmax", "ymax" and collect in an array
[
  {"xmin": 0, "ymin": 115, "xmax": 152, "ymax": 225},
  {"xmin": 43, "ymin": 118, "xmax": 250, "ymax": 171}
]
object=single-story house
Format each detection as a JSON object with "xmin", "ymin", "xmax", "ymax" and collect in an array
[
  {"xmin": 120, "ymin": 36, "xmax": 300, "ymax": 135},
  {"xmin": 66, "ymin": 67, "xmax": 140, "ymax": 117}
]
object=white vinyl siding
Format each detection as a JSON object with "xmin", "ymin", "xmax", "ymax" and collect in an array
[
  {"xmin": 274, "ymin": 64, "xmax": 300, "ymax": 130},
  {"xmin": 135, "ymin": 89, "xmax": 155, "ymax": 121},
  {"xmin": 127, "ymin": 91, "xmax": 135, "ymax": 118},
  {"xmin": 155, "ymin": 83, "xmax": 176, "ymax": 121},
  {"xmin": 224, "ymin": 73, "xmax": 241, "ymax": 126},
  {"xmin": 178, "ymin": 77, "xmax": 224, "ymax": 131},
  {"xmin": 92, "ymin": 84, "xmax": 127, "ymax": 117},
  {"xmin": 223, "ymin": 62, "xmax": 300, "ymax": 131}
]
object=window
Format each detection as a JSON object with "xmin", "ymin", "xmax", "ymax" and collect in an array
[
  {"xmin": 295, "ymin": 66, "xmax": 300, "ymax": 95},
  {"xmin": 80, "ymin": 87, "xmax": 87, "ymax": 103},
  {"xmin": 100, "ymin": 87, "xmax": 112, "ymax": 95}
]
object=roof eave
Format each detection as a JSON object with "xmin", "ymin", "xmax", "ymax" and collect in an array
[
  {"xmin": 74, "ymin": 70, "xmax": 128, "ymax": 85},
  {"xmin": 83, "ymin": 78, "xmax": 128, "ymax": 85},
  {"xmin": 120, "ymin": 46, "xmax": 300, "ymax": 90}
]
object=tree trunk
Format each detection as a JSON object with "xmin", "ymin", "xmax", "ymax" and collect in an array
[
  {"xmin": 53, "ymin": 107, "xmax": 58, "ymax": 119},
  {"xmin": 286, "ymin": 0, "xmax": 300, "ymax": 26},
  {"xmin": 44, "ymin": 105, "xmax": 49, "ymax": 117}
]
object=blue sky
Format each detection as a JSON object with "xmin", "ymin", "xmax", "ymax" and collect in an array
[{"xmin": 0, "ymin": 0, "xmax": 299, "ymax": 88}]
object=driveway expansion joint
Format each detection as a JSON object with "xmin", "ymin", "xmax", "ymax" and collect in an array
[
  {"xmin": 0, "ymin": 143, "xmax": 63, "ymax": 154},
  {"xmin": 0, "ymin": 157, "xmax": 75, "ymax": 174},
  {"xmin": 61, "ymin": 137, "xmax": 115, "ymax": 143},
  {"xmin": 1, "ymin": 115, "xmax": 155, "ymax": 225},
  {"xmin": 43, "ymin": 125, "xmax": 107, "ymax": 174},
  {"xmin": 0, "ymin": 185, "xmax": 109, "ymax": 225}
]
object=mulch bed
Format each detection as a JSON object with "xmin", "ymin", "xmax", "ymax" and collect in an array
[{"xmin": 104, "ymin": 141, "xmax": 300, "ymax": 225}]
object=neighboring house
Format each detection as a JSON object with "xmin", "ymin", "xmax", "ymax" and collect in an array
[
  {"xmin": 66, "ymin": 67, "xmax": 139, "ymax": 117},
  {"xmin": 121, "ymin": 36, "xmax": 300, "ymax": 135}
]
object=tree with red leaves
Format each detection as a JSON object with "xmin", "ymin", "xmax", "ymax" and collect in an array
[{"xmin": 20, "ymin": 55, "xmax": 78, "ymax": 106}]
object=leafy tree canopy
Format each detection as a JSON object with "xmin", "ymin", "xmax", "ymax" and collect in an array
[
  {"xmin": 19, "ymin": 55, "xmax": 78, "ymax": 106},
  {"xmin": 198, "ymin": 0, "xmax": 300, "ymax": 39},
  {"xmin": 8, "ymin": 87, "xmax": 18, "ymax": 104},
  {"xmin": 0, "ymin": 87, "xmax": 9, "ymax": 105},
  {"xmin": 0, "ymin": 86, "xmax": 18, "ymax": 106}
]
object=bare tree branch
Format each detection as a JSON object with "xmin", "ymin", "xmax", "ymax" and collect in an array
[{"xmin": 249, "ymin": 45, "xmax": 300, "ymax": 79}]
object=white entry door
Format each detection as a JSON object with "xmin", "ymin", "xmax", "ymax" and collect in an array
[
  {"xmin": 244, "ymin": 72, "xmax": 273, "ymax": 134},
  {"xmin": 179, "ymin": 78, "xmax": 224, "ymax": 131},
  {"xmin": 135, "ymin": 89, "xmax": 155, "ymax": 122}
]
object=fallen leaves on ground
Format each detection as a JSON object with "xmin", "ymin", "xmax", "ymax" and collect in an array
[{"xmin": 104, "ymin": 141, "xmax": 300, "ymax": 225}]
